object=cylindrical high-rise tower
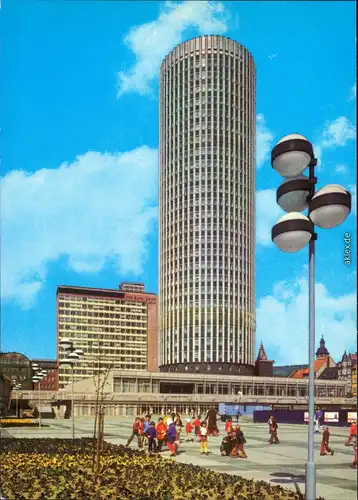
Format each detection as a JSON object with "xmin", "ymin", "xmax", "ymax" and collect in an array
[{"xmin": 159, "ymin": 35, "xmax": 256, "ymax": 375}]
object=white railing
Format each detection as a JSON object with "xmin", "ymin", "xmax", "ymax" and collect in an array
[{"xmin": 16, "ymin": 391, "xmax": 355, "ymax": 406}]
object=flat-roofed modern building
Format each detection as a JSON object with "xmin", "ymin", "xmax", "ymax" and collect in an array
[
  {"xmin": 159, "ymin": 35, "xmax": 256, "ymax": 375},
  {"xmin": 56, "ymin": 283, "xmax": 158, "ymax": 389}
]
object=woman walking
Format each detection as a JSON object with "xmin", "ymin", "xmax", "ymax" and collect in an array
[
  {"xmin": 205, "ymin": 406, "xmax": 219, "ymax": 436},
  {"xmin": 269, "ymin": 416, "xmax": 279, "ymax": 444}
]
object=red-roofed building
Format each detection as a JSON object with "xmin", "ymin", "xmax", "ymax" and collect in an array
[{"xmin": 290, "ymin": 337, "xmax": 336, "ymax": 379}]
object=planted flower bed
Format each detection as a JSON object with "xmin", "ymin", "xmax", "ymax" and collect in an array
[
  {"xmin": 0, "ymin": 438, "xmax": 325, "ymax": 500},
  {"xmin": 0, "ymin": 419, "xmax": 49, "ymax": 428}
]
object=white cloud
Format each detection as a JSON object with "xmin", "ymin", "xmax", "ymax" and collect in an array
[
  {"xmin": 117, "ymin": 1, "xmax": 229, "ymax": 97},
  {"xmin": 256, "ymin": 189, "xmax": 283, "ymax": 246},
  {"xmin": 321, "ymin": 116, "xmax": 356, "ymax": 148},
  {"xmin": 314, "ymin": 116, "xmax": 356, "ymax": 166},
  {"xmin": 1, "ymin": 147, "xmax": 158, "ymax": 308},
  {"xmin": 335, "ymin": 163, "xmax": 348, "ymax": 174},
  {"xmin": 257, "ymin": 274, "xmax": 357, "ymax": 365},
  {"xmin": 256, "ymin": 114, "xmax": 274, "ymax": 169},
  {"xmin": 349, "ymin": 82, "xmax": 356, "ymax": 101}
]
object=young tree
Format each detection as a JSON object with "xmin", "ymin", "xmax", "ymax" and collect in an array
[{"xmin": 91, "ymin": 347, "xmax": 113, "ymax": 481}]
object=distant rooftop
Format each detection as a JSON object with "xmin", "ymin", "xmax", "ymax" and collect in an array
[
  {"xmin": 57, "ymin": 283, "xmax": 155, "ymax": 298},
  {"xmin": 273, "ymin": 365, "xmax": 308, "ymax": 378},
  {"xmin": 119, "ymin": 282, "xmax": 145, "ymax": 292},
  {"xmin": 318, "ymin": 366, "xmax": 339, "ymax": 380}
]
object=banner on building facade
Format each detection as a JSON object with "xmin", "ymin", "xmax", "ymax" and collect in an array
[
  {"xmin": 348, "ymin": 412, "xmax": 357, "ymax": 423},
  {"xmin": 324, "ymin": 412, "xmax": 339, "ymax": 423}
]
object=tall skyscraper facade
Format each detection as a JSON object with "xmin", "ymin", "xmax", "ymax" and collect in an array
[
  {"xmin": 56, "ymin": 283, "xmax": 158, "ymax": 389},
  {"xmin": 159, "ymin": 36, "xmax": 256, "ymax": 375}
]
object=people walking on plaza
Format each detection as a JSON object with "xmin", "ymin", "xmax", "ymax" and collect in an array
[
  {"xmin": 185, "ymin": 417, "xmax": 194, "ymax": 442},
  {"xmin": 199, "ymin": 420, "xmax": 209, "ymax": 455},
  {"xmin": 156, "ymin": 417, "xmax": 167, "ymax": 452},
  {"xmin": 141, "ymin": 414, "xmax": 151, "ymax": 448},
  {"xmin": 345, "ymin": 420, "xmax": 357, "ymax": 446},
  {"xmin": 138, "ymin": 418, "xmax": 146, "ymax": 449},
  {"xmin": 316, "ymin": 407, "xmax": 324, "ymax": 431},
  {"xmin": 193, "ymin": 415, "xmax": 201, "ymax": 441},
  {"xmin": 205, "ymin": 406, "xmax": 219, "ymax": 436},
  {"xmin": 173, "ymin": 414, "xmax": 182, "ymax": 445},
  {"xmin": 174, "ymin": 413, "xmax": 183, "ymax": 438},
  {"xmin": 314, "ymin": 407, "xmax": 321, "ymax": 433},
  {"xmin": 351, "ymin": 439, "xmax": 357, "ymax": 469},
  {"xmin": 164, "ymin": 412, "xmax": 173, "ymax": 426},
  {"xmin": 232, "ymin": 425, "xmax": 247, "ymax": 459},
  {"xmin": 166, "ymin": 421, "xmax": 177, "ymax": 457},
  {"xmin": 320, "ymin": 426, "xmax": 334, "ymax": 456},
  {"xmin": 144, "ymin": 415, "xmax": 151, "ymax": 433},
  {"xmin": 126, "ymin": 417, "xmax": 141, "ymax": 448},
  {"xmin": 147, "ymin": 421, "xmax": 157, "ymax": 454},
  {"xmin": 225, "ymin": 416, "xmax": 233, "ymax": 434},
  {"xmin": 268, "ymin": 416, "xmax": 273, "ymax": 435},
  {"xmin": 268, "ymin": 416, "xmax": 279, "ymax": 444},
  {"xmin": 220, "ymin": 435, "xmax": 235, "ymax": 456}
]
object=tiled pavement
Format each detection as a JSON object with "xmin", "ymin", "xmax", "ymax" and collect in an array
[{"xmin": 2, "ymin": 417, "xmax": 357, "ymax": 500}]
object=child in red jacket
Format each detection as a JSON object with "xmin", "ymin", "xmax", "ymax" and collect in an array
[
  {"xmin": 320, "ymin": 426, "xmax": 334, "ymax": 456},
  {"xmin": 225, "ymin": 417, "xmax": 233, "ymax": 434},
  {"xmin": 156, "ymin": 417, "xmax": 167, "ymax": 452},
  {"xmin": 193, "ymin": 416, "xmax": 201, "ymax": 441},
  {"xmin": 185, "ymin": 418, "xmax": 194, "ymax": 442},
  {"xmin": 126, "ymin": 417, "xmax": 141, "ymax": 448}
]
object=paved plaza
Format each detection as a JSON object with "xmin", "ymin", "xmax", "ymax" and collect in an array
[{"xmin": 2, "ymin": 417, "xmax": 356, "ymax": 500}]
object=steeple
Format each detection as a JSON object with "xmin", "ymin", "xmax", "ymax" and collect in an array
[
  {"xmin": 257, "ymin": 341, "xmax": 268, "ymax": 361},
  {"xmin": 316, "ymin": 336, "xmax": 329, "ymax": 359}
]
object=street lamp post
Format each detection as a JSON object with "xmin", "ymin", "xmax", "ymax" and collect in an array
[
  {"xmin": 32, "ymin": 364, "xmax": 47, "ymax": 428},
  {"xmin": 270, "ymin": 134, "xmax": 351, "ymax": 500},
  {"xmin": 14, "ymin": 383, "xmax": 22, "ymax": 418},
  {"xmin": 59, "ymin": 338, "xmax": 84, "ymax": 439}
]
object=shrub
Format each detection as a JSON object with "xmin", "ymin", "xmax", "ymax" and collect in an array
[
  {"xmin": 0, "ymin": 419, "xmax": 49, "ymax": 428},
  {"xmin": 0, "ymin": 438, "xmax": 325, "ymax": 500}
]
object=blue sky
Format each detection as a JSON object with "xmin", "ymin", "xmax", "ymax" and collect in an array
[{"xmin": 1, "ymin": 1, "xmax": 356, "ymax": 365}]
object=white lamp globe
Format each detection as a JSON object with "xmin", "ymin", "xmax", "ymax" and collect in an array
[
  {"xmin": 309, "ymin": 184, "xmax": 351, "ymax": 229},
  {"xmin": 272, "ymin": 212, "xmax": 313, "ymax": 252},
  {"xmin": 60, "ymin": 358, "xmax": 73, "ymax": 366},
  {"xmin": 68, "ymin": 351, "xmax": 80, "ymax": 361},
  {"xmin": 277, "ymin": 174, "xmax": 311, "ymax": 213},
  {"xmin": 74, "ymin": 349, "xmax": 84, "ymax": 357},
  {"xmin": 59, "ymin": 338, "xmax": 72, "ymax": 350},
  {"xmin": 272, "ymin": 134, "xmax": 313, "ymax": 178}
]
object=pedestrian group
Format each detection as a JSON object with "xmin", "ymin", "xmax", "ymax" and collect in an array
[{"xmin": 125, "ymin": 410, "xmax": 357, "ymax": 469}]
